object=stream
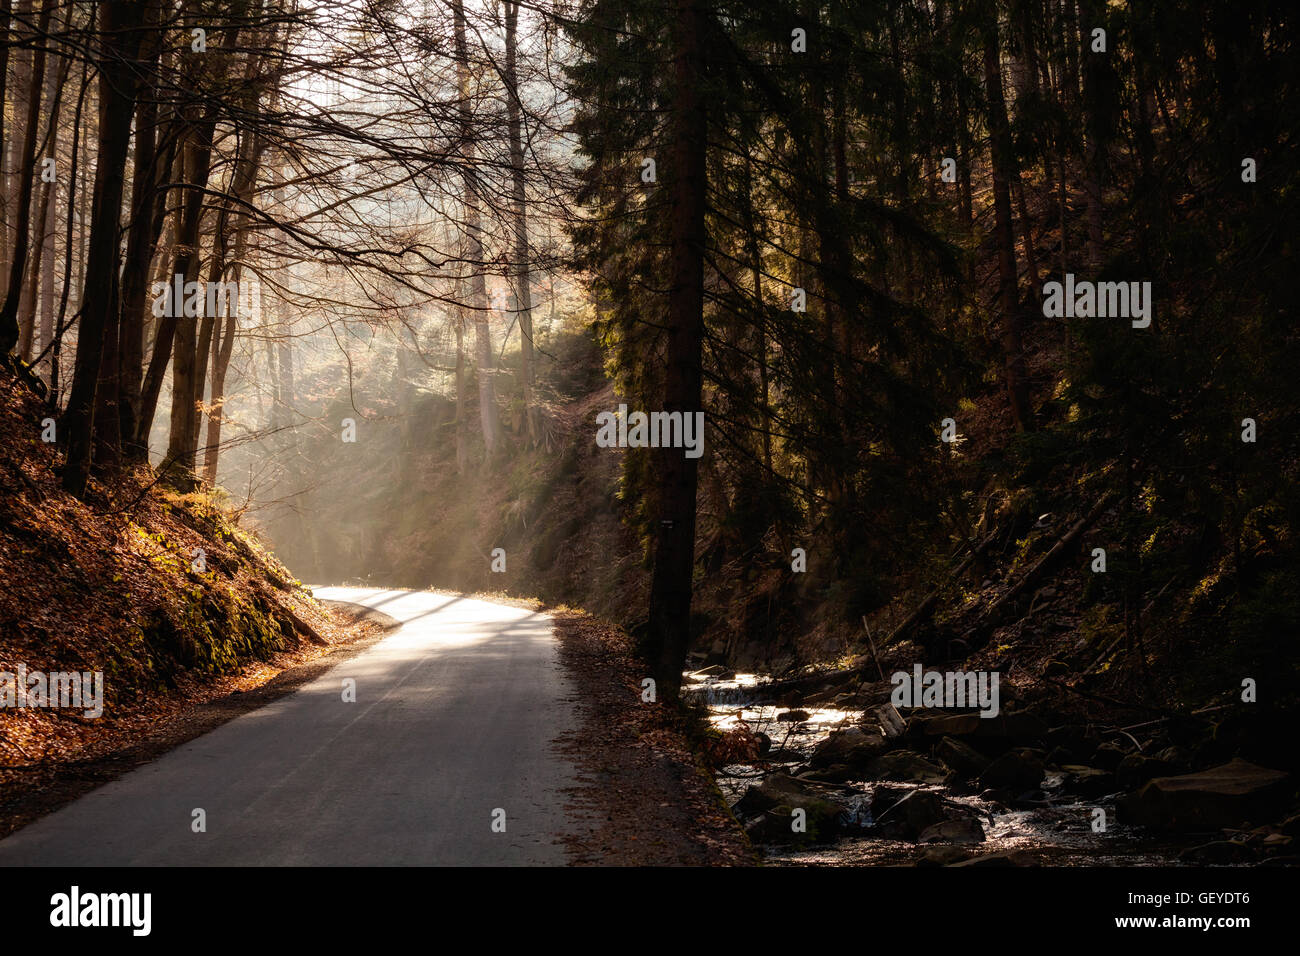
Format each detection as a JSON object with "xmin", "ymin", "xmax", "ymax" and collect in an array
[{"xmin": 686, "ymin": 670, "xmax": 1189, "ymax": 866}]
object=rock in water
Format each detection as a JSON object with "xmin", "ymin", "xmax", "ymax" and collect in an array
[
  {"xmin": 1062, "ymin": 766, "xmax": 1116, "ymax": 798},
  {"xmin": 918, "ymin": 845, "xmax": 972, "ymax": 866},
  {"xmin": 1120, "ymin": 758, "xmax": 1290, "ymax": 832},
  {"xmin": 874, "ymin": 702, "xmax": 907, "ymax": 738},
  {"xmin": 873, "ymin": 788, "xmax": 947, "ymax": 839},
  {"xmin": 810, "ymin": 727, "xmax": 888, "ymax": 769},
  {"xmin": 865, "ymin": 751, "xmax": 954, "ymax": 785},
  {"xmin": 935, "ymin": 736, "xmax": 991, "ymax": 778},
  {"xmin": 978, "ymin": 749, "xmax": 1045, "ymax": 791},
  {"xmin": 918, "ymin": 817, "xmax": 985, "ymax": 844},
  {"xmin": 734, "ymin": 773, "xmax": 846, "ymax": 843},
  {"xmin": 1116, "ymin": 753, "xmax": 1177, "ymax": 790}
]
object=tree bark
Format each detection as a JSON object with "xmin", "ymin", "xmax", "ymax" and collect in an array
[
  {"xmin": 0, "ymin": 0, "xmax": 13, "ymax": 289},
  {"xmin": 983, "ymin": 13, "xmax": 1034, "ymax": 432},
  {"xmin": 452, "ymin": 0, "xmax": 501, "ymax": 458},
  {"xmin": 0, "ymin": 0, "xmax": 53, "ymax": 357},
  {"xmin": 161, "ymin": 115, "xmax": 216, "ymax": 477},
  {"xmin": 119, "ymin": 0, "xmax": 167, "ymax": 462},
  {"xmin": 19, "ymin": 25, "xmax": 64, "ymax": 361},
  {"xmin": 504, "ymin": 1, "xmax": 536, "ymax": 443},
  {"xmin": 61, "ymin": 0, "xmax": 146, "ymax": 496},
  {"xmin": 644, "ymin": 0, "xmax": 708, "ymax": 701}
]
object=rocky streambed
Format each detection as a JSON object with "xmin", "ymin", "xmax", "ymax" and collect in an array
[{"xmin": 685, "ymin": 667, "xmax": 1297, "ymax": 866}]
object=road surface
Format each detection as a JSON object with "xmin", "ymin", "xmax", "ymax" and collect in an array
[{"xmin": 0, "ymin": 588, "xmax": 580, "ymax": 865}]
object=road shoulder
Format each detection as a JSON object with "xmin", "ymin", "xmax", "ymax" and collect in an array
[{"xmin": 551, "ymin": 608, "xmax": 755, "ymax": 865}]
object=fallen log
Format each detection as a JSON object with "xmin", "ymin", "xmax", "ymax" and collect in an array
[
  {"xmin": 975, "ymin": 492, "xmax": 1114, "ymax": 636},
  {"xmin": 877, "ymin": 528, "xmax": 1000, "ymax": 651}
]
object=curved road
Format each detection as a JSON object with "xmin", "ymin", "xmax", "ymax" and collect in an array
[{"xmin": 0, "ymin": 588, "xmax": 580, "ymax": 866}]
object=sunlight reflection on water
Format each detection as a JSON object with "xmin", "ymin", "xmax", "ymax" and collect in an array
[{"xmin": 687, "ymin": 670, "xmax": 1184, "ymax": 866}]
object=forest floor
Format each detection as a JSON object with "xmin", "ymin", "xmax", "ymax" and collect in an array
[{"xmin": 551, "ymin": 607, "xmax": 755, "ymax": 865}]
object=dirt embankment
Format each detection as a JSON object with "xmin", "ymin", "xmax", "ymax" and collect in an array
[{"xmin": 0, "ymin": 371, "xmax": 388, "ymax": 835}]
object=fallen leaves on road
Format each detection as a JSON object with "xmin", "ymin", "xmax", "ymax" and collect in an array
[{"xmin": 551, "ymin": 608, "xmax": 755, "ymax": 866}]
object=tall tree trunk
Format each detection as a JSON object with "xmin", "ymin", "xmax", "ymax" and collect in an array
[
  {"xmin": 193, "ymin": 44, "xmax": 267, "ymax": 466},
  {"xmin": 0, "ymin": 0, "xmax": 13, "ymax": 289},
  {"xmin": 158, "ymin": 117, "xmax": 215, "ymax": 475},
  {"xmin": 61, "ymin": 0, "xmax": 145, "ymax": 496},
  {"xmin": 644, "ymin": 0, "xmax": 708, "ymax": 702},
  {"xmin": 37, "ymin": 138, "xmax": 57, "ymax": 373},
  {"xmin": 742, "ymin": 154, "xmax": 772, "ymax": 476},
  {"xmin": 19, "ymin": 24, "xmax": 64, "ymax": 360},
  {"xmin": 276, "ymin": 308, "xmax": 294, "ymax": 414},
  {"xmin": 454, "ymin": 305, "xmax": 467, "ymax": 473},
  {"xmin": 956, "ymin": 83, "xmax": 973, "ymax": 225},
  {"xmin": 201, "ymin": 245, "xmax": 240, "ymax": 487},
  {"xmin": 160, "ymin": 5, "xmax": 246, "ymax": 473},
  {"xmin": 1014, "ymin": 176, "xmax": 1042, "ymax": 299},
  {"xmin": 1080, "ymin": 0, "xmax": 1107, "ymax": 269},
  {"xmin": 0, "ymin": 0, "xmax": 52, "ymax": 357},
  {"xmin": 47, "ymin": 55, "xmax": 91, "ymax": 398},
  {"xmin": 504, "ymin": 1, "xmax": 536, "ymax": 443},
  {"xmin": 983, "ymin": 12, "xmax": 1034, "ymax": 432},
  {"xmin": 119, "ymin": 0, "xmax": 167, "ymax": 462},
  {"xmin": 0, "ymin": 0, "xmax": 30, "ymax": 292},
  {"xmin": 452, "ymin": 0, "xmax": 500, "ymax": 458}
]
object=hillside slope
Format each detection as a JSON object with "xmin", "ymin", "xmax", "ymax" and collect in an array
[{"xmin": 0, "ymin": 370, "xmax": 365, "ymax": 769}]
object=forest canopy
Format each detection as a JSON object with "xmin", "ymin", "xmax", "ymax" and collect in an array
[{"xmin": 0, "ymin": 0, "xmax": 1296, "ymax": 707}]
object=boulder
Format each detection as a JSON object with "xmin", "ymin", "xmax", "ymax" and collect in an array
[
  {"xmin": 734, "ymin": 773, "xmax": 846, "ymax": 842},
  {"xmin": 765, "ymin": 747, "xmax": 804, "ymax": 763},
  {"xmin": 874, "ymin": 702, "xmax": 907, "ymax": 738},
  {"xmin": 918, "ymin": 845, "xmax": 971, "ymax": 866},
  {"xmin": 1153, "ymin": 745, "xmax": 1193, "ymax": 770},
  {"xmin": 935, "ymin": 736, "xmax": 991, "ymax": 778},
  {"xmin": 1262, "ymin": 833, "xmax": 1293, "ymax": 851},
  {"xmin": 1044, "ymin": 725, "xmax": 1096, "ymax": 757},
  {"xmin": 912, "ymin": 713, "xmax": 982, "ymax": 738},
  {"xmin": 1116, "ymin": 753, "xmax": 1177, "ymax": 790},
  {"xmin": 985, "ymin": 713, "xmax": 1049, "ymax": 742},
  {"xmin": 979, "ymin": 749, "xmax": 1045, "ymax": 792},
  {"xmin": 911, "ymin": 712, "xmax": 1048, "ymax": 744},
  {"xmin": 810, "ymin": 727, "xmax": 889, "ymax": 769},
  {"xmin": 918, "ymin": 817, "xmax": 985, "ymax": 844},
  {"xmin": 1120, "ymin": 759, "xmax": 1291, "ymax": 832},
  {"xmin": 873, "ymin": 788, "xmax": 948, "ymax": 839},
  {"xmin": 799, "ymin": 765, "xmax": 858, "ymax": 784},
  {"xmin": 1045, "ymin": 746, "xmax": 1075, "ymax": 768},
  {"xmin": 744, "ymin": 809, "xmax": 824, "ymax": 844},
  {"xmin": 1062, "ymin": 766, "xmax": 1116, "ymax": 798},
  {"xmin": 776, "ymin": 709, "xmax": 811, "ymax": 723},
  {"xmin": 865, "ymin": 750, "xmax": 954, "ymax": 786},
  {"xmin": 1091, "ymin": 741, "xmax": 1129, "ymax": 771}
]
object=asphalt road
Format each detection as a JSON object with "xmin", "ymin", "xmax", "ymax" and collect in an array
[{"xmin": 0, "ymin": 588, "xmax": 580, "ymax": 865}]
